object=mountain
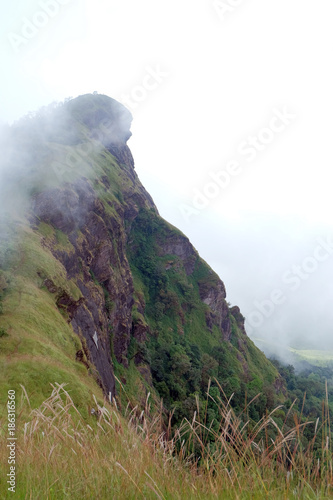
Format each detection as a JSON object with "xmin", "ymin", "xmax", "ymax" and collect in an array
[{"xmin": 0, "ymin": 94, "xmax": 283, "ymax": 419}]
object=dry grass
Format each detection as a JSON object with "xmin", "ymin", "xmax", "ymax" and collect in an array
[{"xmin": 1, "ymin": 381, "xmax": 333, "ymax": 499}]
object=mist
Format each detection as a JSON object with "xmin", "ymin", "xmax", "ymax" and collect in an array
[
  {"xmin": 1, "ymin": 0, "xmax": 333, "ymax": 366},
  {"xmin": 177, "ymin": 213, "xmax": 333, "ymax": 354}
]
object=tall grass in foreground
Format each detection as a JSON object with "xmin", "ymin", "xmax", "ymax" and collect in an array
[{"xmin": 0, "ymin": 382, "xmax": 333, "ymax": 499}]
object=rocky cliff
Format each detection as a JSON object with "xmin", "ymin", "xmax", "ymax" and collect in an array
[{"xmin": 0, "ymin": 94, "xmax": 282, "ymax": 416}]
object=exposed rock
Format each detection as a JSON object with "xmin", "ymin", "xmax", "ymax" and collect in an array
[
  {"xmin": 13, "ymin": 93, "xmax": 276, "ymax": 402},
  {"xmin": 43, "ymin": 278, "xmax": 58, "ymax": 294},
  {"xmin": 56, "ymin": 291, "xmax": 84, "ymax": 321},
  {"xmin": 137, "ymin": 365, "xmax": 153, "ymax": 386},
  {"xmin": 274, "ymin": 376, "xmax": 286, "ymax": 395},
  {"xmin": 158, "ymin": 233, "xmax": 196, "ymax": 275},
  {"xmin": 75, "ymin": 349, "xmax": 89, "ymax": 369},
  {"xmin": 230, "ymin": 306, "xmax": 247, "ymax": 336},
  {"xmin": 199, "ymin": 278, "xmax": 231, "ymax": 340},
  {"xmin": 132, "ymin": 318, "xmax": 148, "ymax": 344}
]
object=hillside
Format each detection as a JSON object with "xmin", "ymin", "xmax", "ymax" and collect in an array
[
  {"xmin": 2, "ymin": 94, "xmax": 333, "ymax": 499},
  {"xmin": 0, "ymin": 94, "xmax": 283, "ymax": 421}
]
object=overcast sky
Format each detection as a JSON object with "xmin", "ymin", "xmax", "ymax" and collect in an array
[{"xmin": 1, "ymin": 0, "xmax": 333, "ymax": 354}]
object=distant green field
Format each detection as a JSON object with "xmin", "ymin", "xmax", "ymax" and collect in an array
[
  {"xmin": 288, "ymin": 347, "xmax": 333, "ymax": 367},
  {"xmin": 252, "ymin": 337, "xmax": 333, "ymax": 368}
]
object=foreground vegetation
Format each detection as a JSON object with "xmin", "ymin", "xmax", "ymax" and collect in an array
[
  {"xmin": 1, "ymin": 95, "xmax": 332, "ymax": 498},
  {"xmin": 1, "ymin": 382, "xmax": 333, "ymax": 499}
]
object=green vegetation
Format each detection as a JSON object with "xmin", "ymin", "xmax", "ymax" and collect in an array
[
  {"xmin": 127, "ymin": 208, "xmax": 282, "ymax": 428},
  {"xmin": 0, "ymin": 327, "xmax": 8, "ymax": 337},
  {"xmin": 253, "ymin": 336, "xmax": 333, "ymax": 368},
  {"xmin": 272, "ymin": 359, "xmax": 333, "ymax": 449},
  {"xmin": 1, "ymin": 94, "xmax": 332, "ymax": 498},
  {"xmin": 288, "ymin": 348, "xmax": 333, "ymax": 367},
  {"xmin": 0, "ymin": 220, "xmax": 100, "ymax": 415},
  {"xmin": 1, "ymin": 383, "xmax": 333, "ymax": 499}
]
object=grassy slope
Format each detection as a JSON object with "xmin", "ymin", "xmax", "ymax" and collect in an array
[
  {"xmin": 0, "ymin": 95, "xmax": 332, "ymax": 499},
  {"xmin": 1, "ymin": 383, "xmax": 331, "ymax": 500},
  {"xmin": 0, "ymin": 217, "xmax": 105, "ymax": 417},
  {"xmin": 0, "ymin": 96, "xmax": 281, "ymax": 422},
  {"xmin": 127, "ymin": 208, "xmax": 280, "ymax": 420},
  {"xmin": 0, "ymin": 99, "xmax": 152, "ymax": 416}
]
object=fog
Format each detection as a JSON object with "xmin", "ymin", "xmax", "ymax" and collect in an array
[
  {"xmin": 1, "ymin": 0, "xmax": 333, "ymax": 361},
  {"xmin": 181, "ymin": 213, "xmax": 333, "ymax": 355}
]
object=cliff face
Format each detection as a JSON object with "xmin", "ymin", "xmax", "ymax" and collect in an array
[
  {"xmin": 26, "ymin": 95, "xmax": 158, "ymax": 399},
  {"xmin": 0, "ymin": 94, "xmax": 282, "ymax": 415}
]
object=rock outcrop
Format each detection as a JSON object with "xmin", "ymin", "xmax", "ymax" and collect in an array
[{"xmin": 0, "ymin": 94, "xmax": 282, "ymax": 410}]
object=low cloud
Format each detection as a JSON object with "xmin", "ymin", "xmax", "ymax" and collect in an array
[{"xmin": 184, "ymin": 212, "xmax": 333, "ymax": 358}]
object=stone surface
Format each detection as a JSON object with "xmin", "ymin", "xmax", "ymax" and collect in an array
[{"xmin": 26, "ymin": 94, "xmax": 253, "ymax": 397}]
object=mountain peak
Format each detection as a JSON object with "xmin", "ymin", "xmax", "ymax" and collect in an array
[
  {"xmin": 0, "ymin": 94, "xmax": 282, "ymax": 421},
  {"xmin": 65, "ymin": 93, "xmax": 133, "ymax": 145}
]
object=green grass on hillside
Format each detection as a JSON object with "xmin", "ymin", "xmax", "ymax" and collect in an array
[
  {"xmin": 1, "ymin": 383, "xmax": 332, "ymax": 499},
  {"xmin": 0, "ymin": 221, "xmax": 103, "ymax": 416},
  {"xmin": 126, "ymin": 207, "xmax": 282, "ymax": 427}
]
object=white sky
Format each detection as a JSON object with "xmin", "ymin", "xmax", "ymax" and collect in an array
[{"xmin": 1, "ymin": 0, "xmax": 333, "ymax": 352}]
